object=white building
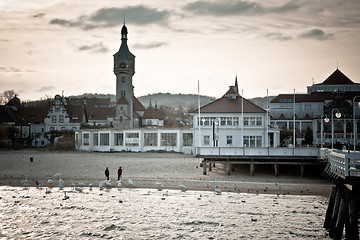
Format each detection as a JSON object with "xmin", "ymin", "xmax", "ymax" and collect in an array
[
  {"xmin": 270, "ymin": 68, "xmax": 360, "ymax": 148},
  {"xmin": 193, "ymin": 82, "xmax": 280, "ymax": 156}
]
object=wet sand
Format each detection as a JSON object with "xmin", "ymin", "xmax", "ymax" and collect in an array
[{"xmin": 0, "ymin": 150, "xmax": 332, "ymax": 196}]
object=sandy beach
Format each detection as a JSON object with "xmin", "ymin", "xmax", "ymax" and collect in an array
[{"xmin": 0, "ymin": 150, "xmax": 332, "ymax": 196}]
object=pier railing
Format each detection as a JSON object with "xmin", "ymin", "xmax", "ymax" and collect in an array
[
  {"xmin": 320, "ymin": 148, "xmax": 360, "ymax": 178},
  {"xmin": 195, "ymin": 147, "xmax": 319, "ymax": 157}
]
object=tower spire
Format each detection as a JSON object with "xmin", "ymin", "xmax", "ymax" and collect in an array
[{"xmin": 235, "ymin": 74, "xmax": 239, "ymax": 93}]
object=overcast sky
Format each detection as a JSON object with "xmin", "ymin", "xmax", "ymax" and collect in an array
[{"xmin": 1, "ymin": 0, "xmax": 359, "ymax": 101}]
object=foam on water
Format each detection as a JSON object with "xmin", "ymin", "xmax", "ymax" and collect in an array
[{"xmin": 0, "ymin": 186, "xmax": 330, "ymax": 239}]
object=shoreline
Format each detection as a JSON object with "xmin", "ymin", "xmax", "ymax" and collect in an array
[
  {"xmin": 0, "ymin": 177, "xmax": 332, "ymax": 197},
  {"xmin": 0, "ymin": 150, "xmax": 333, "ymax": 197}
]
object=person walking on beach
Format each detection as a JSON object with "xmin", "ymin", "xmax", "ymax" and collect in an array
[
  {"xmin": 105, "ymin": 167, "xmax": 110, "ymax": 180},
  {"xmin": 117, "ymin": 166, "xmax": 122, "ymax": 181}
]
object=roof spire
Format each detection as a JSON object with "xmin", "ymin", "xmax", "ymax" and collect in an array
[{"xmin": 235, "ymin": 74, "xmax": 239, "ymax": 93}]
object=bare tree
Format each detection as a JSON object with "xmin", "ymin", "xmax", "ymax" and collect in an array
[{"xmin": 0, "ymin": 90, "xmax": 16, "ymax": 105}]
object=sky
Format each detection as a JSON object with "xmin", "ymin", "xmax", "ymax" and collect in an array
[{"xmin": 0, "ymin": 0, "xmax": 359, "ymax": 101}]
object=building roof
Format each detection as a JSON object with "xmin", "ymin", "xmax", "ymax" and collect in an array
[
  {"xmin": 17, "ymin": 107, "xmax": 48, "ymax": 124},
  {"xmin": 86, "ymin": 107, "xmax": 113, "ymax": 121},
  {"xmin": 314, "ymin": 68, "xmax": 357, "ymax": 86},
  {"xmin": 143, "ymin": 107, "xmax": 163, "ymax": 120},
  {"xmin": 271, "ymin": 91, "xmax": 360, "ymax": 103},
  {"xmin": 133, "ymin": 96, "xmax": 146, "ymax": 112},
  {"xmin": 196, "ymin": 88, "xmax": 265, "ymax": 113},
  {"xmin": 116, "ymin": 96, "xmax": 129, "ymax": 105},
  {"xmin": 0, "ymin": 106, "xmax": 20, "ymax": 123}
]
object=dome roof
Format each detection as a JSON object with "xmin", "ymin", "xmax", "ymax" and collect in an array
[{"xmin": 121, "ymin": 24, "xmax": 128, "ymax": 35}]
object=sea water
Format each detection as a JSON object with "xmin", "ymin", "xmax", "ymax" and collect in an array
[{"xmin": 0, "ymin": 186, "xmax": 329, "ymax": 239}]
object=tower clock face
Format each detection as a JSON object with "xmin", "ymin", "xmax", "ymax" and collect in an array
[{"xmin": 120, "ymin": 62, "xmax": 127, "ymax": 68}]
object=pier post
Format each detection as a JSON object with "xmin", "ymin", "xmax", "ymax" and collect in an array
[
  {"xmin": 324, "ymin": 186, "xmax": 336, "ymax": 229},
  {"xmin": 250, "ymin": 161, "xmax": 255, "ymax": 176},
  {"xmin": 231, "ymin": 164, "xmax": 235, "ymax": 172},
  {"xmin": 348, "ymin": 197, "xmax": 359, "ymax": 239},
  {"xmin": 209, "ymin": 163, "xmax": 212, "ymax": 172},
  {"xmin": 274, "ymin": 163, "xmax": 279, "ymax": 177},
  {"xmin": 202, "ymin": 162, "xmax": 207, "ymax": 175},
  {"xmin": 329, "ymin": 185, "xmax": 342, "ymax": 238},
  {"xmin": 334, "ymin": 197, "xmax": 347, "ymax": 239},
  {"xmin": 300, "ymin": 164, "xmax": 304, "ymax": 177},
  {"xmin": 226, "ymin": 163, "xmax": 231, "ymax": 175}
]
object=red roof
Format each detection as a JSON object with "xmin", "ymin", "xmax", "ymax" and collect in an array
[{"xmin": 197, "ymin": 94, "xmax": 265, "ymax": 113}]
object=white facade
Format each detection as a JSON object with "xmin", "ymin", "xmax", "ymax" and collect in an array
[
  {"xmin": 44, "ymin": 95, "xmax": 81, "ymax": 132},
  {"xmin": 193, "ymin": 113, "xmax": 280, "ymax": 152},
  {"xmin": 75, "ymin": 128, "xmax": 193, "ymax": 154}
]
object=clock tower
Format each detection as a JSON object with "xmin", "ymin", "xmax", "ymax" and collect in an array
[{"xmin": 113, "ymin": 24, "xmax": 135, "ymax": 128}]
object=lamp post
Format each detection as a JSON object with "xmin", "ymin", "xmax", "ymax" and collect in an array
[
  {"xmin": 352, "ymin": 96, "xmax": 360, "ymax": 151},
  {"xmin": 321, "ymin": 115, "xmax": 328, "ymax": 148},
  {"xmin": 325, "ymin": 109, "xmax": 341, "ymax": 149}
]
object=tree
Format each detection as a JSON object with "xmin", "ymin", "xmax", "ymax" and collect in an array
[
  {"xmin": 0, "ymin": 90, "xmax": 16, "ymax": 105},
  {"xmin": 303, "ymin": 127, "xmax": 313, "ymax": 145}
]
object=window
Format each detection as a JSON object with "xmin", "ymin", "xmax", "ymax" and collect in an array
[
  {"xmin": 256, "ymin": 117, "xmax": 262, "ymax": 126},
  {"xmin": 161, "ymin": 133, "xmax": 177, "ymax": 146},
  {"xmin": 114, "ymin": 133, "xmax": 123, "ymax": 146},
  {"xmin": 233, "ymin": 118, "xmax": 239, "ymax": 126},
  {"xmin": 100, "ymin": 133, "xmax": 109, "ymax": 146},
  {"xmin": 144, "ymin": 133, "xmax": 158, "ymax": 146},
  {"xmin": 226, "ymin": 118, "xmax": 232, "ymax": 126},
  {"xmin": 83, "ymin": 133, "xmax": 89, "ymax": 145},
  {"xmin": 52, "ymin": 116, "xmax": 56, "ymax": 123},
  {"xmin": 243, "ymin": 136, "xmax": 262, "ymax": 147},
  {"xmin": 93, "ymin": 133, "xmax": 98, "ymax": 146},
  {"xmin": 59, "ymin": 115, "xmax": 64, "ymax": 123},
  {"xmin": 220, "ymin": 117, "xmax": 226, "ymax": 125},
  {"xmin": 244, "ymin": 117, "xmax": 262, "ymax": 126},
  {"xmin": 183, "ymin": 133, "xmax": 193, "ymax": 146},
  {"xmin": 125, "ymin": 133, "xmax": 139, "ymax": 146},
  {"xmin": 121, "ymin": 77, "xmax": 125, "ymax": 83},
  {"xmin": 226, "ymin": 136, "xmax": 233, "ymax": 145},
  {"xmin": 203, "ymin": 135, "xmax": 210, "ymax": 145}
]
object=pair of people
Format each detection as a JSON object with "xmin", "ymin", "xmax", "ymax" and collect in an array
[{"xmin": 104, "ymin": 166, "xmax": 122, "ymax": 181}]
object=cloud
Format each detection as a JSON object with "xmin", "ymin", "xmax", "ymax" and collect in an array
[
  {"xmin": 37, "ymin": 86, "xmax": 54, "ymax": 92},
  {"xmin": 133, "ymin": 42, "xmax": 167, "ymax": 49},
  {"xmin": 49, "ymin": 5, "xmax": 170, "ymax": 30},
  {"xmin": 77, "ymin": 42, "xmax": 109, "ymax": 53},
  {"xmin": 0, "ymin": 67, "xmax": 35, "ymax": 73},
  {"xmin": 30, "ymin": 13, "xmax": 45, "ymax": 18},
  {"xmin": 183, "ymin": 0, "xmax": 301, "ymax": 16},
  {"xmin": 299, "ymin": 28, "xmax": 334, "ymax": 40},
  {"xmin": 265, "ymin": 32, "xmax": 293, "ymax": 41}
]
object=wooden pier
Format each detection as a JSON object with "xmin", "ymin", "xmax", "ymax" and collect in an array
[
  {"xmin": 200, "ymin": 155, "xmax": 321, "ymax": 177},
  {"xmin": 322, "ymin": 149, "xmax": 360, "ymax": 239}
]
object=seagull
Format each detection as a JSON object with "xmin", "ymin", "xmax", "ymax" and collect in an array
[
  {"xmin": 117, "ymin": 181, "xmax": 122, "ymax": 188},
  {"xmin": 179, "ymin": 184, "xmax": 187, "ymax": 192},
  {"xmin": 99, "ymin": 181, "xmax": 104, "ymax": 190},
  {"xmin": 58, "ymin": 183, "xmax": 64, "ymax": 190},
  {"xmin": 54, "ymin": 173, "xmax": 61, "ymax": 179},
  {"xmin": 75, "ymin": 187, "xmax": 83, "ymax": 193},
  {"xmin": 128, "ymin": 179, "xmax": 133, "ymax": 186},
  {"xmin": 22, "ymin": 179, "xmax": 30, "ymax": 188},
  {"xmin": 214, "ymin": 189, "xmax": 222, "ymax": 195},
  {"xmin": 47, "ymin": 179, "xmax": 54, "ymax": 187},
  {"xmin": 45, "ymin": 188, "xmax": 51, "ymax": 194},
  {"xmin": 105, "ymin": 180, "xmax": 113, "ymax": 188},
  {"xmin": 63, "ymin": 192, "xmax": 69, "ymax": 200},
  {"xmin": 156, "ymin": 182, "xmax": 162, "ymax": 190},
  {"xmin": 78, "ymin": 182, "xmax": 86, "ymax": 187},
  {"xmin": 89, "ymin": 183, "xmax": 93, "ymax": 190}
]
